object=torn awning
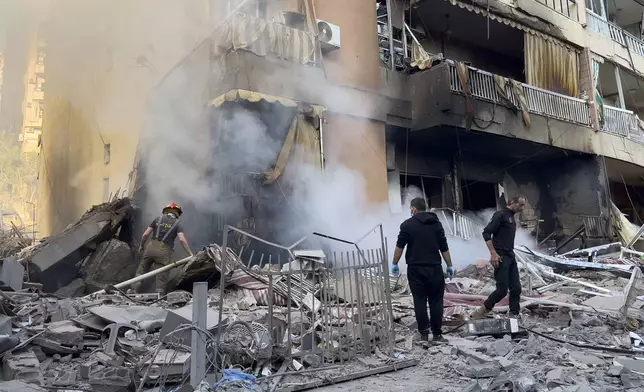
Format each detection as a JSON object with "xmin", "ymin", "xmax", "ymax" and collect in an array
[
  {"xmin": 209, "ymin": 89, "xmax": 326, "ymax": 118},
  {"xmin": 444, "ymin": 0, "xmax": 579, "ymax": 52},
  {"xmin": 214, "ymin": 12, "xmax": 315, "ymax": 65}
]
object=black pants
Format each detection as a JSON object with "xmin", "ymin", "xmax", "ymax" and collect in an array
[
  {"xmin": 483, "ymin": 251, "xmax": 522, "ymax": 314},
  {"xmin": 408, "ymin": 264, "xmax": 445, "ymax": 336}
]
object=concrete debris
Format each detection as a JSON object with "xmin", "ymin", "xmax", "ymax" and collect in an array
[{"xmin": 5, "ymin": 201, "xmax": 644, "ymax": 391}]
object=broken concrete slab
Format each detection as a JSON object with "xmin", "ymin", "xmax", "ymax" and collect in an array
[
  {"xmin": 89, "ymin": 366, "xmax": 134, "ymax": 392},
  {"xmin": 456, "ymin": 346, "xmax": 495, "ymax": 363},
  {"xmin": 53, "ymin": 369, "xmax": 77, "ymax": 386},
  {"xmin": 491, "ymin": 338, "xmax": 513, "ymax": 357},
  {"xmin": 0, "ymin": 336, "xmax": 19, "ymax": 355},
  {"xmin": 89, "ymin": 305, "xmax": 168, "ymax": 325},
  {"xmin": 50, "ymin": 298, "xmax": 80, "ymax": 322},
  {"xmin": 82, "ymin": 239, "xmax": 137, "ymax": 293},
  {"xmin": 159, "ymin": 304, "xmax": 226, "ymax": 346},
  {"xmin": 54, "ymin": 278, "xmax": 86, "ymax": 298},
  {"xmin": 21, "ymin": 198, "xmax": 134, "ymax": 293},
  {"xmin": 615, "ymin": 357, "xmax": 644, "ymax": 373},
  {"xmin": 569, "ymin": 350, "xmax": 605, "ymax": 366},
  {"xmin": 546, "ymin": 367, "xmax": 567, "ymax": 388},
  {"xmin": 621, "ymin": 371, "xmax": 644, "ymax": 388},
  {"xmin": 2, "ymin": 350, "xmax": 42, "ymax": 385},
  {"xmin": 0, "ymin": 257, "xmax": 24, "ymax": 291},
  {"xmin": 607, "ymin": 365, "xmax": 624, "ymax": 376},
  {"xmin": 497, "ymin": 357, "xmax": 516, "ymax": 371},
  {"xmin": 45, "ymin": 320, "xmax": 84, "ymax": 346},
  {"xmin": 0, "ymin": 314, "xmax": 12, "ymax": 336},
  {"xmin": 32, "ymin": 337, "xmax": 78, "ymax": 355},
  {"xmin": 463, "ymin": 362, "xmax": 500, "ymax": 378},
  {"xmin": 0, "ymin": 380, "xmax": 47, "ymax": 392}
]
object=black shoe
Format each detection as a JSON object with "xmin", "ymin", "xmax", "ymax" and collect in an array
[
  {"xmin": 432, "ymin": 335, "xmax": 448, "ymax": 344},
  {"xmin": 419, "ymin": 333, "xmax": 429, "ymax": 342}
]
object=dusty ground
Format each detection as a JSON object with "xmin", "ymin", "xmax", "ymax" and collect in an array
[{"xmin": 312, "ymin": 363, "xmax": 451, "ymax": 392}]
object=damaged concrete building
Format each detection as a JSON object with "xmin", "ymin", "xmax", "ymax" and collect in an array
[{"xmin": 32, "ymin": 0, "xmax": 644, "ymax": 254}]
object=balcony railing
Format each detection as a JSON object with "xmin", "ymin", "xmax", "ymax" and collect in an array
[
  {"xmin": 587, "ymin": 11, "xmax": 644, "ymax": 58},
  {"xmin": 535, "ymin": 0, "xmax": 578, "ymax": 21},
  {"xmin": 602, "ymin": 105, "xmax": 637, "ymax": 137},
  {"xmin": 434, "ymin": 208, "xmax": 485, "ymax": 241},
  {"xmin": 447, "ymin": 61, "xmax": 591, "ymax": 126}
]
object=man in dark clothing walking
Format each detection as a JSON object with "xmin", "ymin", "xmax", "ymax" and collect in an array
[
  {"xmin": 392, "ymin": 198, "xmax": 455, "ymax": 343},
  {"xmin": 472, "ymin": 196, "xmax": 526, "ymax": 319}
]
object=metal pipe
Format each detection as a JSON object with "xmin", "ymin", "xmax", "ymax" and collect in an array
[
  {"xmin": 319, "ymin": 118, "xmax": 325, "ymax": 175},
  {"xmin": 402, "ymin": 2, "xmax": 408, "ymax": 59},
  {"xmin": 404, "ymin": 23, "xmax": 422, "ymax": 46},
  {"xmin": 190, "ymin": 282, "xmax": 208, "ymax": 387},
  {"xmin": 215, "ymin": 226, "xmax": 230, "ymax": 381},
  {"xmin": 385, "ymin": 0, "xmax": 395, "ymax": 69},
  {"xmin": 88, "ymin": 255, "xmax": 194, "ymax": 297}
]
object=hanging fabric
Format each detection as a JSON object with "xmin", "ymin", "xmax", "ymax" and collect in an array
[
  {"xmin": 592, "ymin": 60, "xmax": 605, "ymax": 128},
  {"xmin": 524, "ymin": 34, "xmax": 579, "ymax": 98}
]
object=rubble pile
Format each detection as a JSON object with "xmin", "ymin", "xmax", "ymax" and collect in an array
[
  {"xmin": 0, "ymin": 224, "xmax": 30, "ymax": 259},
  {"xmin": 383, "ymin": 244, "xmax": 644, "ymax": 391},
  {"xmin": 3, "ymin": 199, "xmax": 644, "ymax": 390},
  {"xmin": 15, "ymin": 198, "xmax": 138, "ymax": 294},
  {"xmin": 0, "ymin": 233, "xmax": 415, "ymax": 392}
]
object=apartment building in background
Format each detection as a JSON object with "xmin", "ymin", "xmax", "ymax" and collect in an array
[
  {"xmin": 19, "ymin": 30, "xmax": 46, "ymax": 155},
  {"xmin": 36, "ymin": 0, "xmax": 644, "ymax": 251}
]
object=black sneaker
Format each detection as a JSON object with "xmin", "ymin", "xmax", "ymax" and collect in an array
[
  {"xmin": 419, "ymin": 333, "xmax": 429, "ymax": 342},
  {"xmin": 432, "ymin": 335, "xmax": 448, "ymax": 345}
]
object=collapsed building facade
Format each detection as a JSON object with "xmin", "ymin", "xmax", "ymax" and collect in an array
[
  {"xmin": 31, "ymin": 0, "xmax": 644, "ymax": 254},
  {"xmin": 2, "ymin": 1, "xmax": 644, "ymax": 391}
]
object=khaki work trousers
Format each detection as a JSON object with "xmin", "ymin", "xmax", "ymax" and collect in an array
[{"xmin": 133, "ymin": 239, "xmax": 172, "ymax": 294}]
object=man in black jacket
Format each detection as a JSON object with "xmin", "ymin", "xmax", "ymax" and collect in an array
[
  {"xmin": 471, "ymin": 196, "xmax": 526, "ymax": 319},
  {"xmin": 392, "ymin": 198, "xmax": 455, "ymax": 343}
]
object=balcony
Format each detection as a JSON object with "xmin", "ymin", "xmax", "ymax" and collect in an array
[
  {"xmin": 213, "ymin": 12, "xmax": 317, "ymax": 66},
  {"xmin": 446, "ymin": 61, "xmax": 591, "ymax": 126},
  {"xmin": 534, "ymin": 0, "xmax": 579, "ymax": 21},
  {"xmin": 586, "ymin": 11, "xmax": 644, "ymax": 58},
  {"xmin": 445, "ymin": 61, "xmax": 644, "ymax": 145},
  {"xmin": 602, "ymin": 105, "xmax": 637, "ymax": 137}
]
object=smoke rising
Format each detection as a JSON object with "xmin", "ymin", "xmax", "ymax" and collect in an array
[{"xmin": 2, "ymin": 0, "xmax": 537, "ymax": 268}]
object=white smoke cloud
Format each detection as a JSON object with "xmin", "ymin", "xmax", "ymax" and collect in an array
[{"xmin": 2, "ymin": 0, "xmax": 538, "ymax": 267}]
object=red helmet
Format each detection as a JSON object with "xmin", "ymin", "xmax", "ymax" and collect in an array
[{"xmin": 162, "ymin": 202, "xmax": 183, "ymax": 216}]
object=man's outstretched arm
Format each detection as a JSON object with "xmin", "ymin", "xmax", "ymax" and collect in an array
[{"xmin": 177, "ymin": 232, "xmax": 193, "ymax": 256}]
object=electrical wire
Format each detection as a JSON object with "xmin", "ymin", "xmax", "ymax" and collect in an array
[{"xmin": 520, "ymin": 324, "xmax": 639, "ymax": 355}]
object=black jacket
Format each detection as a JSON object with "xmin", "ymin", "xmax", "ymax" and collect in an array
[
  {"xmin": 396, "ymin": 212, "xmax": 449, "ymax": 266},
  {"xmin": 482, "ymin": 208, "xmax": 517, "ymax": 253}
]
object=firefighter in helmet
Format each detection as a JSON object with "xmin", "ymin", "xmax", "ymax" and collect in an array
[{"xmin": 131, "ymin": 202, "xmax": 193, "ymax": 294}]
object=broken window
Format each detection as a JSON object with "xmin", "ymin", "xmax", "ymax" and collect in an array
[
  {"xmin": 461, "ymin": 180, "xmax": 497, "ymax": 211},
  {"xmin": 400, "ymin": 174, "xmax": 443, "ymax": 209},
  {"xmin": 34, "ymin": 76, "xmax": 45, "ymax": 92}
]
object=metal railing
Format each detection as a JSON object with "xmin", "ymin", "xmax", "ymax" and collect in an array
[
  {"xmin": 447, "ymin": 61, "xmax": 591, "ymax": 126},
  {"xmin": 535, "ymin": 0, "xmax": 578, "ymax": 20},
  {"xmin": 586, "ymin": 11, "xmax": 644, "ymax": 57},
  {"xmin": 434, "ymin": 208, "xmax": 485, "ymax": 241},
  {"xmin": 603, "ymin": 105, "xmax": 637, "ymax": 137},
  {"xmin": 220, "ymin": 224, "xmax": 396, "ymax": 372},
  {"xmin": 582, "ymin": 215, "xmax": 610, "ymax": 239}
]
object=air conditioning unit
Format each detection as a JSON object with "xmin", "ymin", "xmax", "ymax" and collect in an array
[{"xmin": 316, "ymin": 19, "xmax": 341, "ymax": 52}]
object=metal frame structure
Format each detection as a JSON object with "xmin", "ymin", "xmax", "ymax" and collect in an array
[{"xmin": 215, "ymin": 224, "xmax": 395, "ymax": 378}]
